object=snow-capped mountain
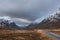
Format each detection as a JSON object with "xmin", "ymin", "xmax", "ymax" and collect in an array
[
  {"xmin": 44, "ymin": 10, "xmax": 60, "ymax": 22},
  {"xmin": 0, "ymin": 16, "xmax": 20, "ymax": 29},
  {"xmin": 26, "ymin": 9, "xmax": 60, "ymax": 29},
  {"xmin": 0, "ymin": 16, "xmax": 13, "ymax": 23},
  {"xmin": 37, "ymin": 10, "xmax": 60, "ymax": 29}
]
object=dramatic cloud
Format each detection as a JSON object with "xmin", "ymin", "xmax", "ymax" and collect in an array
[{"xmin": 0, "ymin": 0, "xmax": 60, "ymax": 25}]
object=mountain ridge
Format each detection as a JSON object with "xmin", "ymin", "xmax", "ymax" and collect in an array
[{"xmin": 26, "ymin": 9, "xmax": 60, "ymax": 29}]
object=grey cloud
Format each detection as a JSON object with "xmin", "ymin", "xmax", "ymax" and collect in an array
[{"xmin": 0, "ymin": 0, "xmax": 60, "ymax": 21}]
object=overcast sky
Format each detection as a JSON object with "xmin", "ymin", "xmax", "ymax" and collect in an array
[{"xmin": 0, "ymin": 0, "xmax": 60, "ymax": 26}]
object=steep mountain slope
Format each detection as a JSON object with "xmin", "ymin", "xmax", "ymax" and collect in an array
[
  {"xmin": 26, "ymin": 10, "xmax": 60, "ymax": 29},
  {"xmin": 37, "ymin": 10, "xmax": 60, "ymax": 29}
]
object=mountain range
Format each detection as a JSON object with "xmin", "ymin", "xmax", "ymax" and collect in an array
[
  {"xmin": 26, "ymin": 10, "xmax": 60, "ymax": 29},
  {"xmin": 0, "ymin": 9, "xmax": 60, "ymax": 30}
]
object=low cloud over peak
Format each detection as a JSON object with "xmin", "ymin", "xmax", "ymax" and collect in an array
[
  {"xmin": 0, "ymin": 16, "xmax": 32, "ymax": 26},
  {"xmin": 0, "ymin": 0, "xmax": 60, "ymax": 25}
]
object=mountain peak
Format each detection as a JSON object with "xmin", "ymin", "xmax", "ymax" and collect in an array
[
  {"xmin": 0, "ymin": 16, "xmax": 14, "ymax": 23},
  {"xmin": 44, "ymin": 10, "xmax": 60, "ymax": 22}
]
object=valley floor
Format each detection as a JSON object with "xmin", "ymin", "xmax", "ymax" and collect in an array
[{"xmin": 0, "ymin": 29, "xmax": 56, "ymax": 40}]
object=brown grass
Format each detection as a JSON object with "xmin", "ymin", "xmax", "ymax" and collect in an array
[{"xmin": 0, "ymin": 29, "xmax": 56, "ymax": 40}]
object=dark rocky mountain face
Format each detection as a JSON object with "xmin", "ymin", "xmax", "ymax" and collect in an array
[
  {"xmin": 0, "ymin": 20, "xmax": 20, "ymax": 29},
  {"xmin": 9, "ymin": 22, "xmax": 20, "ymax": 29},
  {"xmin": 26, "ymin": 10, "xmax": 60, "ymax": 29}
]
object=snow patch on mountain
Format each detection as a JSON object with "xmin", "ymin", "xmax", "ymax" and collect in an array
[
  {"xmin": 0, "ymin": 16, "xmax": 11, "ymax": 20},
  {"xmin": 44, "ymin": 10, "xmax": 60, "ymax": 22},
  {"xmin": 0, "ymin": 16, "xmax": 14, "ymax": 23}
]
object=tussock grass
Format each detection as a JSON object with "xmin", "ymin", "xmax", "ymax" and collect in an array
[{"xmin": 0, "ymin": 29, "xmax": 56, "ymax": 40}]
